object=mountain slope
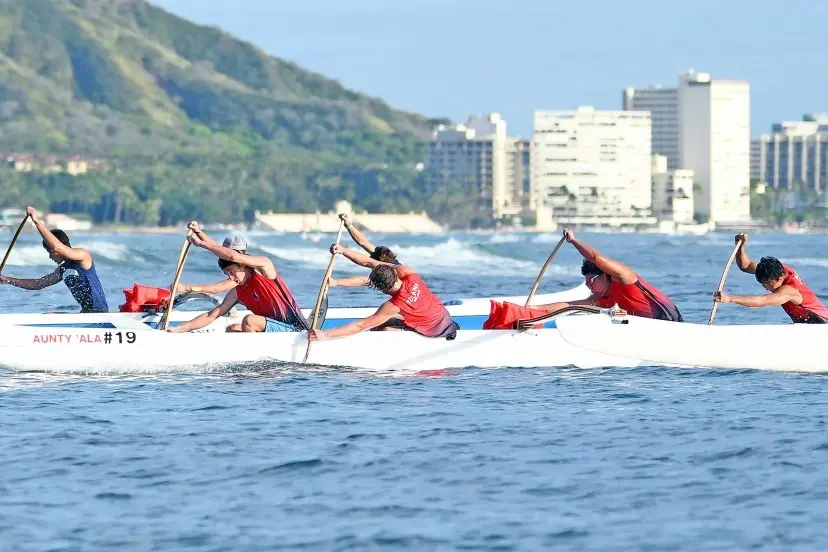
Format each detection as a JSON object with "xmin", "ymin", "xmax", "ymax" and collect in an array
[
  {"xmin": 0, "ymin": 0, "xmax": 479, "ymax": 226},
  {"xmin": 0, "ymin": 0, "xmax": 444, "ymax": 158}
]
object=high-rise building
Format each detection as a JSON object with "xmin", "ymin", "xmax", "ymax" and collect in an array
[
  {"xmin": 426, "ymin": 113, "xmax": 527, "ymax": 218},
  {"xmin": 750, "ymin": 138, "xmax": 765, "ymax": 182},
  {"xmin": 651, "ymin": 155, "xmax": 694, "ymax": 223},
  {"xmin": 624, "ymin": 70, "xmax": 752, "ymax": 223},
  {"xmin": 530, "ymin": 106, "xmax": 652, "ymax": 218},
  {"xmin": 622, "ymin": 86, "xmax": 679, "ymax": 171},
  {"xmin": 505, "ymin": 139, "xmax": 531, "ymax": 215},
  {"xmin": 754, "ymin": 114, "xmax": 828, "ymax": 192},
  {"xmin": 678, "ymin": 71, "xmax": 751, "ymax": 222}
]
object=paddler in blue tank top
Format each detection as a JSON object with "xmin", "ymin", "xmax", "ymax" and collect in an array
[{"xmin": 0, "ymin": 207, "xmax": 109, "ymax": 313}]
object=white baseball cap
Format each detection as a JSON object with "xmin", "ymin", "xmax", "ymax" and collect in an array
[{"xmin": 221, "ymin": 235, "xmax": 248, "ymax": 251}]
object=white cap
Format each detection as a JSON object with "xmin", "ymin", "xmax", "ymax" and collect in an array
[{"xmin": 221, "ymin": 235, "xmax": 248, "ymax": 251}]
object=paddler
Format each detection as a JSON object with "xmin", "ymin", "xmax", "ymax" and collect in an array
[
  {"xmin": 533, "ymin": 228, "xmax": 683, "ymax": 321},
  {"xmin": 309, "ymin": 244, "xmax": 458, "ymax": 341},
  {"xmin": 0, "ymin": 207, "xmax": 108, "ymax": 313},
  {"xmin": 175, "ymin": 235, "xmax": 247, "ymax": 296},
  {"xmin": 328, "ymin": 214, "xmax": 401, "ymax": 288},
  {"xmin": 713, "ymin": 233, "xmax": 828, "ymax": 323},
  {"xmin": 169, "ymin": 222, "xmax": 307, "ymax": 333}
]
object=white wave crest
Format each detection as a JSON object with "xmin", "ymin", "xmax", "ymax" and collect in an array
[
  {"xmin": 531, "ymin": 234, "xmax": 564, "ymax": 244},
  {"xmin": 486, "ymin": 234, "xmax": 523, "ymax": 244},
  {"xmin": 784, "ymin": 258, "xmax": 828, "ymax": 269},
  {"xmin": 3, "ymin": 245, "xmax": 54, "ymax": 267},
  {"xmin": 3, "ymin": 241, "xmax": 144, "ymax": 267},
  {"xmin": 260, "ymin": 238, "xmax": 582, "ymax": 277},
  {"xmin": 77, "ymin": 241, "xmax": 143, "ymax": 263}
]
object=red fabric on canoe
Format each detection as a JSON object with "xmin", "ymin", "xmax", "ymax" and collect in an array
[
  {"xmin": 482, "ymin": 300, "xmax": 547, "ymax": 330},
  {"xmin": 119, "ymin": 284, "xmax": 171, "ymax": 312}
]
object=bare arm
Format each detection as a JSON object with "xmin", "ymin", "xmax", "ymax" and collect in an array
[
  {"xmin": 566, "ymin": 230, "xmax": 637, "ymax": 285},
  {"xmin": 328, "ymin": 276, "xmax": 371, "ymax": 288},
  {"xmin": 715, "ymin": 286, "xmax": 800, "ymax": 309},
  {"xmin": 188, "ymin": 221, "xmax": 220, "ymax": 248},
  {"xmin": 190, "ymin": 234, "xmax": 277, "ymax": 279},
  {"xmin": 0, "ymin": 269, "xmax": 62, "ymax": 290},
  {"xmin": 313, "ymin": 302, "xmax": 401, "ymax": 339},
  {"xmin": 338, "ymin": 246, "xmax": 379, "ymax": 268},
  {"xmin": 533, "ymin": 296, "xmax": 601, "ymax": 312},
  {"xmin": 734, "ymin": 234, "xmax": 757, "ymax": 274},
  {"xmin": 333, "ymin": 245, "xmax": 403, "ymax": 273},
  {"xmin": 28, "ymin": 208, "xmax": 91, "ymax": 267},
  {"xmin": 179, "ymin": 279, "xmax": 237, "ymax": 295},
  {"xmin": 341, "ymin": 215, "xmax": 376, "ymax": 255},
  {"xmin": 169, "ymin": 289, "xmax": 239, "ymax": 333}
]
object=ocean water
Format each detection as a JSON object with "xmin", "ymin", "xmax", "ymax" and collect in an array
[{"xmin": 2, "ymin": 230, "xmax": 828, "ymax": 550}]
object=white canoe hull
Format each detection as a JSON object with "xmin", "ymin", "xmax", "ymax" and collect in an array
[
  {"xmin": 0, "ymin": 309, "xmax": 823, "ymax": 373},
  {"xmin": 0, "ymin": 323, "xmax": 641, "ymax": 374}
]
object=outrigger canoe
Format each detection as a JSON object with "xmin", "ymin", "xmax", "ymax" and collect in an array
[
  {"xmin": 0, "ymin": 309, "xmax": 823, "ymax": 373},
  {"xmin": 0, "ymin": 284, "xmax": 822, "ymax": 373}
]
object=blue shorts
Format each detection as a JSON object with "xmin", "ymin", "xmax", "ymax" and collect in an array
[{"xmin": 264, "ymin": 318, "xmax": 298, "ymax": 333}]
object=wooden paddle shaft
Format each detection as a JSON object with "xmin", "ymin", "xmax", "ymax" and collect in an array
[
  {"xmin": 304, "ymin": 220, "xmax": 346, "ymax": 363},
  {"xmin": 160, "ymin": 232, "xmax": 193, "ymax": 331},
  {"xmin": 309, "ymin": 221, "xmax": 345, "ymax": 332},
  {"xmin": 708, "ymin": 240, "xmax": 742, "ymax": 325},
  {"xmin": 525, "ymin": 235, "xmax": 566, "ymax": 307},
  {"xmin": 0, "ymin": 214, "xmax": 30, "ymax": 275}
]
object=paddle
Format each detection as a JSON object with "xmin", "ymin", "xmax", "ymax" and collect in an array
[
  {"xmin": 303, "ymin": 219, "xmax": 345, "ymax": 363},
  {"xmin": 159, "ymin": 230, "xmax": 193, "ymax": 332},
  {"xmin": 525, "ymin": 235, "xmax": 566, "ymax": 307},
  {"xmin": 0, "ymin": 213, "xmax": 29, "ymax": 276},
  {"xmin": 708, "ymin": 236, "xmax": 743, "ymax": 325}
]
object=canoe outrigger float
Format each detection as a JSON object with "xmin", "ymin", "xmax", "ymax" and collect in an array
[{"xmin": 0, "ymin": 283, "xmax": 822, "ymax": 374}]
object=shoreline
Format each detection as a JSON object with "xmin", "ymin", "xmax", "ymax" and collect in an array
[{"xmin": 5, "ymin": 224, "xmax": 827, "ymax": 236}]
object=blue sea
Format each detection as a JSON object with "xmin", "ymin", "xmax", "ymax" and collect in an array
[{"xmin": 2, "ymin": 230, "xmax": 828, "ymax": 550}]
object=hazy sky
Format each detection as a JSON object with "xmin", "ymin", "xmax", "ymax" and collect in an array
[{"xmin": 153, "ymin": 0, "xmax": 826, "ymax": 137}]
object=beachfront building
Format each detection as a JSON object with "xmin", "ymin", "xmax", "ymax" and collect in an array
[
  {"xmin": 623, "ymin": 70, "xmax": 752, "ymax": 223},
  {"xmin": 530, "ymin": 106, "xmax": 653, "ymax": 225},
  {"xmin": 505, "ymin": 139, "xmax": 531, "ymax": 216},
  {"xmin": 426, "ymin": 113, "xmax": 528, "ymax": 220},
  {"xmin": 622, "ymin": 86, "xmax": 680, "ymax": 171},
  {"xmin": 678, "ymin": 71, "xmax": 751, "ymax": 223},
  {"xmin": 651, "ymin": 155, "xmax": 694, "ymax": 224},
  {"xmin": 753, "ymin": 114, "xmax": 828, "ymax": 193}
]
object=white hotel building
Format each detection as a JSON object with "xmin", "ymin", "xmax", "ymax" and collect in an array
[
  {"xmin": 623, "ymin": 70, "xmax": 751, "ymax": 223},
  {"xmin": 530, "ymin": 107, "xmax": 653, "ymax": 222},
  {"xmin": 753, "ymin": 115, "xmax": 828, "ymax": 192},
  {"xmin": 427, "ymin": 114, "xmax": 529, "ymax": 219}
]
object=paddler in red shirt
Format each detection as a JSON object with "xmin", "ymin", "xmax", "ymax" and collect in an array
[
  {"xmin": 169, "ymin": 222, "xmax": 307, "ymax": 334},
  {"xmin": 713, "ymin": 233, "xmax": 828, "ymax": 323},
  {"xmin": 309, "ymin": 244, "xmax": 458, "ymax": 341},
  {"xmin": 533, "ymin": 228, "xmax": 683, "ymax": 322}
]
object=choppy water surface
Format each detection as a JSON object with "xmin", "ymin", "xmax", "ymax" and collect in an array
[{"xmin": 2, "ymin": 231, "xmax": 828, "ymax": 550}]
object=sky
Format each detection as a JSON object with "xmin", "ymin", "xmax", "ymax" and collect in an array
[{"xmin": 153, "ymin": 0, "xmax": 827, "ymax": 138}]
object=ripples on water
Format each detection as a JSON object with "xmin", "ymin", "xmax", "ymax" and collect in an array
[{"xmin": 2, "ymin": 232, "xmax": 828, "ymax": 550}]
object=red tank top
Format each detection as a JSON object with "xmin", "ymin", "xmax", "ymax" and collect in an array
[
  {"xmin": 597, "ymin": 276, "xmax": 683, "ymax": 322},
  {"xmin": 780, "ymin": 266, "xmax": 828, "ymax": 323},
  {"xmin": 390, "ymin": 271, "xmax": 451, "ymax": 334},
  {"xmin": 235, "ymin": 269, "xmax": 304, "ymax": 327}
]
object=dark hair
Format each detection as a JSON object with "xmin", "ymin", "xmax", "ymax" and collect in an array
[
  {"xmin": 370, "ymin": 246, "xmax": 397, "ymax": 264},
  {"xmin": 581, "ymin": 259, "xmax": 604, "ymax": 277},
  {"xmin": 369, "ymin": 265, "xmax": 398, "ymax": 293},
  {"xmin": 755, "ymin": 256, "xmax": 786, "ymax": 284},
  {"xmin": 42, "ymin": 229, "xmax": 70, "ymax": 250},
  {"xmin": 218, "ymin": 258, "xmax": 238, "ymax": 271}
]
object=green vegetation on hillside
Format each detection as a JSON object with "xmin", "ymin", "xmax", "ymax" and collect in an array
[{"xmin": 0, "ymin": 0, "xmax": 480, "ymax": 226}]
